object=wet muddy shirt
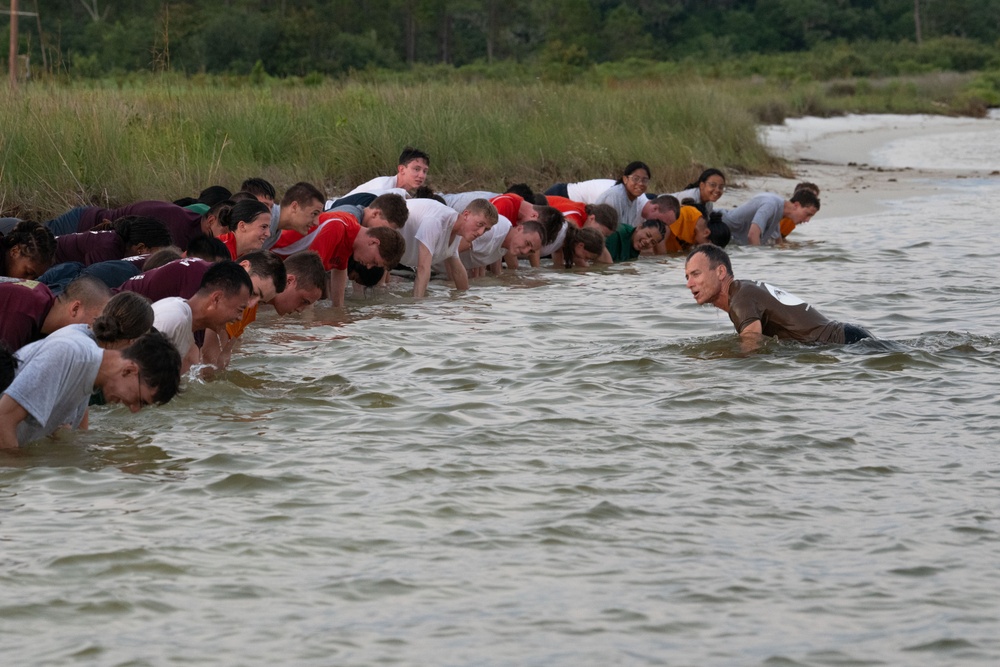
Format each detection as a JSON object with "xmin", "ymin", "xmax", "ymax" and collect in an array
[{"xmin": 727, "ymin": 280, "xmax": 845, "ymax": 344}]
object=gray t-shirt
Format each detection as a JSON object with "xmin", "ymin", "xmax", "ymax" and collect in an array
[
  {"xmin": 721, "ymin": 193, "xmax": 784, "ymax": 245},
  {"xmin": 7, "ymin": 325, "xmax": 103, "ymax": 446},
  {"xmin": 443, "ymin": 191, "xmax": 498, "ymax": 213},
  {"xmin": 596, "ymin": 183, "xmax": 646, "ymax": 228}
]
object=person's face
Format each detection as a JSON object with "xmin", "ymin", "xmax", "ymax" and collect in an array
[
  {"xmin": 790, "ymin": 204, "xmax": 818, "ymax": 224},
  {"xmin": 353, "ymin": 238, "xmax": 384, "ymax": 269},
  {"xmin": 509, "ymin": 229, "xmax": 542, "ymax": 257},
  {"xmin": 685, "ymin": 252, "xmax": 727, "ymax": 305},
  {"xmin": 102, "ymin": 362, "xmax": 156, "ymax": 414},
  {"xmin": 396, "ymin": 158, "xmax": 429, "ymax": 191},
  {"xmin": 699, "ymin": 176, "xmax": 726, "ymax": 203},
  {"xmin": 631, "ymin": 226, "xmax": 664, "ymax": 252},
  {"xmin": 290, "ymin": 199, "xmax": 323, "ymax": 234},
  {"xmin": 5, "ymin": 246, "xmax": 47, "ymax": 279},
  {"xmin": 454, "ymin": 211, "xmax": 491, "ymax": 243},
  {"xmin": 572, "ymin": 242, "xmax": 598, "ymax": 267},
  {"xmin": 236, "ymin": 213, "xmax": 272, "ymax": 252},
  {"xmin": 210, "ymin": 286, "xmax": 251, "ymax": 330},
  {"xmin": 584, "ymin": 215, "xmax": 614, "ymax": 238},
  {"xmin": 255, "ymin": 193, "xmax": 275, "ymax": 208},
  {"xmin": 624, "ymin": 169, "xmax": 650, "ymax": 199},
  {"xmin": 249, "ymin": 275, "xmax": 277, "ymax": 307},
  {"xmin": 694, "ymin": 217, "xmax": 711, "ymax": 245},
  {"xmin": 271, "ymin": 276, "xmax": 323, "ymax": 316}
]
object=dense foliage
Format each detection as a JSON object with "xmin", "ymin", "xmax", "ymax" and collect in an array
[{"xmin": 4, "ymin": 0, "xmax": 1000, "ymax": 78}]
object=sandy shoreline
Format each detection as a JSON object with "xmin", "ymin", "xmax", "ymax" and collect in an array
[{"xmin": 727, "ymin": 112, "xmax": 1000, "ymax": 219}]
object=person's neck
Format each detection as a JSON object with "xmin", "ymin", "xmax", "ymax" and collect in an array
[
  {"xmin": 93, "ymin": 349, "xmax": 119, "ymax": 391},
  {"xmin": 714, "ymin": 276, "xmax": 734, "ymax": 312}
]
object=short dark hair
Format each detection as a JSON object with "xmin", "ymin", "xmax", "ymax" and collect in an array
[
  {"xmin": 197, "ymin": 260, "xmax": 253, "ymax": 296},
  {"xmin": 398, "ymin": 146, "xmax": 430, "ymax": 166},
  {"xmin": 367, "ymin": 227, "xmax": 405, "ymax": 268},
  {"xmin": 198, "ymin": 185, "xmax": 233, "ymax": 207},
  {"xmin": 121, "ymin": 329, "xmax": 182, "ymax": 405},
  {"xmin": 241, "ymin": 250, "xmax": 287, "ymax": 293},
  {"xmin": 92, "ymin": 291, "xmax": 153, "ymax": 345},
  {"xmin": 348, "ymin": 259, "xmax": 385, "ymax": 287},
  {"xmin": 687, "ymin": 243, "xmax": 733, "ymax": 277},
  {"xmin": 370, "ymin": 193, "xmax": 409, "ymax": 228},
  {"xmin": 520, "ymin": 220, "xmax": 548, "ymax": 246},
  {"xmin": 240, "ymin": 177, "xmax": 276, "ymax": 201},
  {"xmin": 413, "ymin": 186, "xmax": 445, "ymax": 204},
  {"xmin": 505, "ymin": 183, "xmax": 536, "ymax": 202},
  {"xmin": 61, "ymin": 275, "xmax": 112, "ymax": 308},
  {"xmin": 585, "ymin": 204, "xmax": 619, "ymax": 233},
  {"xmin": 790, "ymin": 190, "xmax": 820, "ymax": 210},
  {"xmin": 186, "ymin": 235, "xmax": 231, "ymax": 263},
  {"xmin": 141, "ymin": 247, "xmax": 183, "ymax": 271},
  {"xmin": 280, "ymin": 182, "xmax": 325, "ymax": 208},
  {"xmin": 284, "ymin": 251, "xmax": 327, "ymax": 298},
  {"xmin": 650, "ymin": 195, "xmax": 680, "ymax": 219}
]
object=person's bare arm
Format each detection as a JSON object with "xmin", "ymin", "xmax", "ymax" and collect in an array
[
  {"xmin": 739, "ymin": 320, "xmax": 764, "ymax": 352},
  {"xmin": 0, "ymin": 395, "xmax": 28, "ymax": 451},
  {"xmin": 528, "ymin": 251, "xmax": 541, "ymax": 268},
  {"xmin": 445, "ymin": 256, "xmax": 469, "ymax": 291},
  {"xmin": 328, "ymin": 268, "xmax": 348, "ymax": 307},
  {"xmin": 504, "ymin": 251, "xmax": 519, "ymax": 271},
  {"xmin": 747, "ymin": 224, "xmax": 762, "ymax": 246},
  {"xmin": 413, "ymin": 243, "xmax": 433, "ymax": 297},
  {"xmin": 550, "ymin": 248, "xmax": 565, "ymax": 268},
  {"xmin": 594, "ymin": 248, "xmax": 613, "ymax": 264},
  {"xmin": 201, "ymin": 329, "xmax": 223, "ymax": 368}
]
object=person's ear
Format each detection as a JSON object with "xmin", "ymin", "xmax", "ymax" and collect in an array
[{"xmin": 122, "ymin": 359, "xmax": 139, "ymax": 378}]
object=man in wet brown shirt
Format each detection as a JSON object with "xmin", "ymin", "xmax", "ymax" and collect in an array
[{"xmin": 684, "ymin": 245, "xmax": 872, "ymax": 347}]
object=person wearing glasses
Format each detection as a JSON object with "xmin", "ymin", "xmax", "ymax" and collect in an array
[
  {"xmin": 596, "ymin": 162, "xmax": 681, "ymax": 229},
  {"xmin": 670, "ymin": 168, "xmax": 727, "ymax": 217}
]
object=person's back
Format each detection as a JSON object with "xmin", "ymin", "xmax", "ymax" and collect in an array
[
  {"xmin": 568, "ymin": 179, "xmax": 616, "ymax": 204},
  {"xmin": 0, "ymin": 278, "xmax": 56, "ymax": 352},
  {"xmin": 77, "ymin": 202, "xmax": 204, "ymax": 251},
  {"xmin": 727, "ymin": 280, "xmax": 847, "ymax": 343},
  {"xmin": 117, "ymin": 258, "xmax": 214, "ymax": 302},
  {"xmin": 400, "ymin": 198, "xmax": 460, "ymax": 268},
  {"xmin": 6, "ymin": 325, "xmax": 103, "ymax": 445},
  {"xmin": 720, "ymin": 193, "xmax": 784, "ymax": 245},
  {"xmin": 54, "ymin": 230, "xmax": 125, "ymax": 266}
]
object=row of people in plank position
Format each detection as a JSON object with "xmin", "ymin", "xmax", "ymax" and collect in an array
[{"xmin": 0, "ymin": 148, "xmax": 869, "ymax": 451}]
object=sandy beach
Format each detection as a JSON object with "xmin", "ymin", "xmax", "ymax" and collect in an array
[{"xmin": 729, "ymin": 111, "xmax": 1000, "ymax": 218}]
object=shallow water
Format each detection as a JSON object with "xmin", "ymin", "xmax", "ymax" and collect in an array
[{"xmin": 3, "ymin": 118, "xmax": 1000, "ymax": 666}]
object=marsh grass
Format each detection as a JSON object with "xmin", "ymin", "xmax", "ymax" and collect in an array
[{"xmin": 0, "ymin": 80, "xmax": 782, "ymax": 220}]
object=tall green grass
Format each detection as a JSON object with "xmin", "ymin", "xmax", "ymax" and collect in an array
[{"xmin": 0, "ymin": 80, "xmax": 782, "ymax": 220}]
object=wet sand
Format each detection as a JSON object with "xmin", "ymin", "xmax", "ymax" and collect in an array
[{"xmin": 729, "ymin": 112, "xmax": 1000, "ymax": 218}]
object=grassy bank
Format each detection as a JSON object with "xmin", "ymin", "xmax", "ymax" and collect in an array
[
  {"xmin": 3, "ymin": 63, "xmax": 996, "ymax": 221},
  {"xmin": 3, "ymin": 79, "xmax": 780, "ymax": 220}
]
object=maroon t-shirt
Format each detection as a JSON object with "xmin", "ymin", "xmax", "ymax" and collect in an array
[
  {"xmin": 115, "ymin": 258, "xmax": 212, "ymax": 302},
  {"xmin": 0, "ymin": 278, "xmax": 56, "ymax": 351},
  {"xmin": 77, "ymin": 201, "xmax": 200, "ymax": 250},
  {"xmin": 55, "ymin": 230, "xmax": 127, "ymax": 266}
]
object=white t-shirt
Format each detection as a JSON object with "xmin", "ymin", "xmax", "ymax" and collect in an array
[
  {"xmin": 460, "ymin": 217, "xmax": 512, "ymax": 269},
  {"xmin": 443, "ymin": 191, "xmax": 498, "ymax": 213},
  {"xmin": 346, "ymin": 175, "xmax": 398, "ymax": 197},
  {"xmin": 538, "ymin": 221, "xmax": 568, "ymax": 258},
  {"xmin": 152, "ymin": 297, "xmax": 195, "ymax": 359},
  {"xmin": 400, "ymin": 198, "xmax": 461, "ymax": 268},
  {"xmin": 7, "ymin": 325, "xmax": 103, "ymax": 445},
  {"xmin": 596, "ymin": 183, "xmax": 647, "ymax": 228},
  {"xmin": 670, "ymin": 187, "xmax": 714, "ymax": 217},
  {"xmin": 567, "ymin": 179, "xmax": 616, "ymax": 204}
]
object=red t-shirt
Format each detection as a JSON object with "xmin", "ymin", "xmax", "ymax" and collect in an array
[
  {"xmin": 545, "ymin": 196, "xmax": 587, "ymax": 227},
  {"xmin": 116, "ymin": 258, "xmax": 212, "ymax": 302},
  {"xmin": 274, "ymin": 210, "xmax": 359, "ymax": 271},
  {"xmin": 55, "ymin": 230, "xmax": 127, "ymax": 266},
  {"xmin": 218, "ymin": 233, "xmax": 238, "ymax": 260},
  {"xmin": 0, "ymin": 278, "xmax": 56, "ymax": 351},
  {"xmin": 489, "ymin": 194, "xmax": 525, "ymax": 224}
]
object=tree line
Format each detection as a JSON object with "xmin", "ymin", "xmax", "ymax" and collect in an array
[{"xmin": 4, "ymin": 0, "xmax": 1000, "ymax": 78}]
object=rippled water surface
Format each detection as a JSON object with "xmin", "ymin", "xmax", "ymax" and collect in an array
[{"xmin": 3, "ymin": 119, "xmax": 1000, "ymax": 666}]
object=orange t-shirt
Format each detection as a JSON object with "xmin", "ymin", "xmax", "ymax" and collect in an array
[
  {"xmin": 666, "ymin": 206, "xmax": 705, "ymax": 252},
  {"xmin": 274, "ymin": 210, "xmax": 360, "ymax": 271},
  {"xmin": 780, "ymin": 217, "xmax": 796, "ymax": 237},
  {"xmin": 226, "ymin": 302, "xmax": 259, "ymax": 340},
  {"xmin": 489, "ymin": 193, "xmax": 524, "ymax": 223}
]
